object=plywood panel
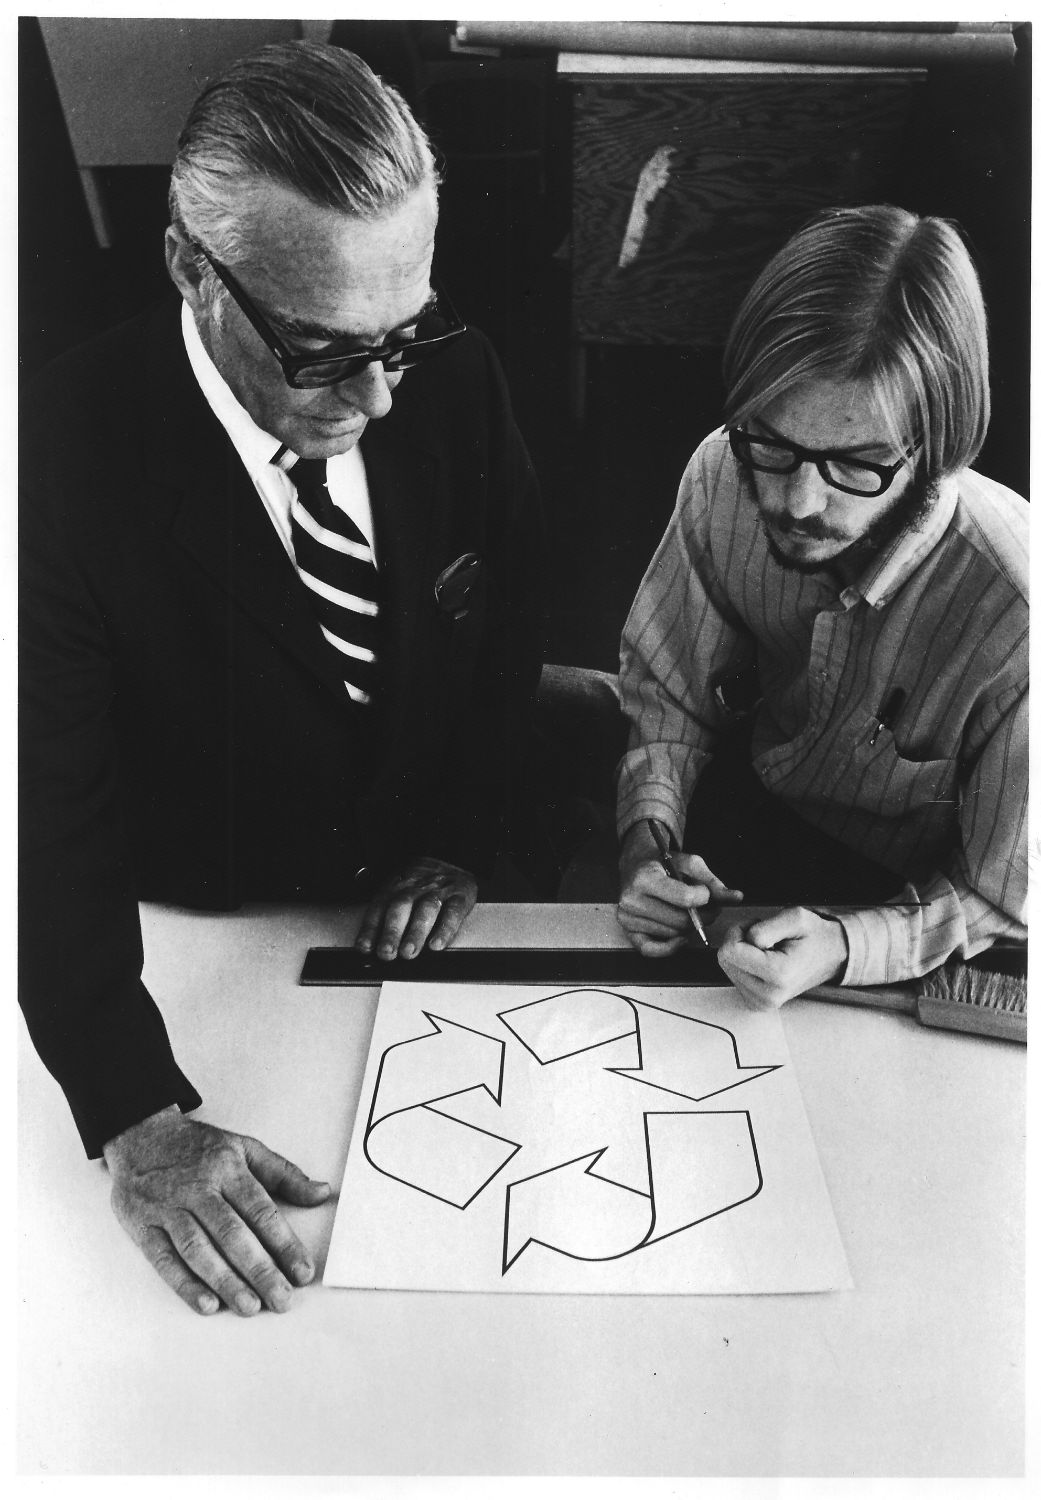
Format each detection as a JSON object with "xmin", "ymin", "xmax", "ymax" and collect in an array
[{"xmin": 572, "ymin": 77, "xmax": 918, "ymax": 346}]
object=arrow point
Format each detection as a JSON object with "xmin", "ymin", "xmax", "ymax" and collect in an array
[{"xmin": 502, "ymin": 1235, "xmax": 531, "ymax": 1275}]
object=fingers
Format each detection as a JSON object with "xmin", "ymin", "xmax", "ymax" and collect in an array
[
  {"xmin": 217, "ymin": 1178, "xmax": 310, "ymax": 1303},
  {"xmin": 400, "ymin": 894, "xmax": 447, "ymax": 956},
  {"xmin": 618, "ymin": 862, "xmax": 711, "ymax": 955},
  {"xmin": 135, "ymin": 1224, "xmax": 221, "ymax": 1317},
  {"xmin": 187, "ymin": 1196, "xmax": 296, "ymax": 1312},
  {"xmin": 623, "ymin": 928, "xmax": 689, "ymax": 958},
  {"xmin": 364, "ymin": 893, "xmax": 418, "ymax": 960},
  {"xmin": 618, "ymin": 859, "xmax": 708, "ymax": 934},
  {"xmin": 715, "ymin": 907, "xmax": 847, "ymax": 1007},
  {"xmin": 425, "ymin": 888, "xmax": 474, "ymax": 952},
  {"xmin": 353, "ymin": 860, "xmax": 477, "ymax": 959},
  {"xmin": 618, "ymin": 888, "xmax": 694, "ymax": 934},
  {"xmin": 716, "ymin": 937, "xmax": 791, "ymax": 1008},
  {"xmin": 388, "ymin": 888, "xmax": 473, "ymax": 959},
  {"xmin": 670, "ymin": 852, "xmax": 743, "ymax": 905},
  {"xmin": 119, "ymin": 1195, "xmax": 288, "ymax": 1317},
  {"xmin": 363, "ymin": 891, "xmax": 441, "ymax": 960},
  {"xmin": 625, "ymin": 856, "xmax": 740, "ymax": 911},
  {"xmin": 740, "ymin": 907, "xmax": 813, "ymax": 950},
  {"xmin": 238, "ymin": 1138, "xmax": 332, "ymax": 1285},
  {"xmin": 618, "ymin": 825, "xmax": 741, "ymax": 909},
  {"xmin": 718, "ymin": 931, "xmax": 781, "ymax": 981},
  {"xmin": 106, "ymin": 1116, "xmax": 330, "ymax": 1317},
  {"xmin": 243, "ymin": 1136, "xmax": 332, "ymax": 1208},
  {"xmin": 353, "ymin": 899, "xmax": 385, "ymax": 957}
]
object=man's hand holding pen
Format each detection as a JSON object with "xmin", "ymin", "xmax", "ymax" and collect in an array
[
  {"xmin": 617, "ymin": 818, "xmax": 849, "ymax": 1004},
  {"xmin": 617, "ymin": 819, "xmax": 743, "ymax": 957}
]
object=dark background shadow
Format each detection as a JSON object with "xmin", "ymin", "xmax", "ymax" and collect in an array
[{"xmin": 20, "ymin": 18, "xmax": 1030, "ymax": 670}]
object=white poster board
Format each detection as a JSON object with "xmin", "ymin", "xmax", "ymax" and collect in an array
[{"xmin": 325, "ymin": 982, "xmax": 852, "ymax": 1295}]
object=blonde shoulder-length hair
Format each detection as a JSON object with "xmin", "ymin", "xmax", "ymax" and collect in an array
[{"xmin": 722, "ymin": 204, "xmax": 990, "ymax": 480}]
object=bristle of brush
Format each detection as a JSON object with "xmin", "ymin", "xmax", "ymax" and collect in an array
[{"xmin": 919, "ymin": 961, "xmax": 1027, "ymax": 1014}]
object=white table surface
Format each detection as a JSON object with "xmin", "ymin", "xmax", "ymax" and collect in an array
[{"xmin": 18, "ymin": 903, "xmax": 1025, "ymax": 1477}]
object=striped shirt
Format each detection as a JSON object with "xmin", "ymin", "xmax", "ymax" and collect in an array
[{"xmin": 617, "ymin": 428, "xmax": 1028, "ymax": 987}]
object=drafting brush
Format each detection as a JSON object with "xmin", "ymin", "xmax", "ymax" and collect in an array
[{"xmin": 809, "ymin": 947, "xmax": 1026, "ymax": 1042}]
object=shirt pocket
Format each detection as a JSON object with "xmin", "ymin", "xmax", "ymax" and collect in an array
[{"xmin": 808, "ymin": 715, "xmax": 959, "ymax": 823}]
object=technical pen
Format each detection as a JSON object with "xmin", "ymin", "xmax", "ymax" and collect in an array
[
  {"xmin": 648, "ymin": 818, "xmax": 710, "ymax": 948},
  {"xmin": 869, "ymin": 686, "xmax": 907, "ymax": 746}
]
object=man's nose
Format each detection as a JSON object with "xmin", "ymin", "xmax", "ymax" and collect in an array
[
  {"xmin": 783, "ymin": 461, "xmax": 831, "ymax": 519},
  {"xmin": 335, "ymin": 360, "xmax": 396, "ymax": 419}
]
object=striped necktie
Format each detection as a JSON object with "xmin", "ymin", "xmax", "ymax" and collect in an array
[{"xmin": 288, "ymin": 456, "xmax": 381, "ymax": 705}]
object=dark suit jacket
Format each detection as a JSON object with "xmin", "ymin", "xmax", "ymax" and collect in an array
[{"xmin": 20, "ymin": 301, "xmax": 546, "ymax": 1156}]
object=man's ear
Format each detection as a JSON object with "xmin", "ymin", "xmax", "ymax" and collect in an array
[{"xmin": 165, "ymin": 226, "xmax": 207, "ymax": 315}]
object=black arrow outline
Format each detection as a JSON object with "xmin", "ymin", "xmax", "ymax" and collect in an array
[
  {"xmin": 500, "ymin": 988, "xmax": 779, "ymax": 1103},
  {"xmin": 363, "ymin": 1012, "xmax": 521, "ymax": 1208},
  {"xmin": 501, "ymin": 1109, "xmax": 764, "ymax": 1274},
  {"xmin": 608, "ymin": 998, "xmax": 780, "ymax": 1103},
  {"xmin": 368, "ymin": 1011, "xmax": 507, "ymax": 1124},
  {"xmin": 498, "ymin": 988, "xmax": 638, "ymax": 1062}
]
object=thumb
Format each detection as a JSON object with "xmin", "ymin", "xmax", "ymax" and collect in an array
[
  {"xmin": 744, "ymin": 907, "xmax": 805, "ymax": 950},
  {"xmin": 242, "ymin": 1137, "xmax": 333, "ymax": 1205},
  {"xmin": 673, "ymin": 852, "xmax": 743, "ymax": 901},
  {"xmin": 717, "ymin": 919, "xmax": 751, "ymax": 950}
]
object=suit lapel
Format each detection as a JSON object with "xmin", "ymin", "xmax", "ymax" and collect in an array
[
  {"xmin": 140, "ymin": 305, "xmax": 353, "ymax": 699},
  {"xmin": 359, "ymin": 409, "xmax": 441, "ymax": 750}
]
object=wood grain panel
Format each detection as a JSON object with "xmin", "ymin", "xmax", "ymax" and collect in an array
[{"xmin": 572, "ymin": 77, "xmax": 918, "ymax": 345}]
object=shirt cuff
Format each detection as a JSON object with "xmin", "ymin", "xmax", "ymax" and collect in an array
[
  {"xmin": 616, "ymin": 790, "xmax": 686, "ymax": 849},
  {"xmin": 837, "ymin": 907, "xmax": 910, "ymax": 988}
]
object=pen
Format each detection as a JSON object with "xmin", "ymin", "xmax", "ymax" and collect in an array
[
  {"xmin": 804, "ymin": 901, "xmax": 932, "ymax": 917},
  {"xmin": 648, "ymin": 819, "xmax": 710, "ymax": 948},
  {"xmin": 870, "ymin": 686, "xmax": 907, "ymax": 746}
]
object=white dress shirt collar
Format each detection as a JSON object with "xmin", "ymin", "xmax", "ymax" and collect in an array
[
  {"xmin": 179, "ymin": 300, "xmax": 376, "ymax": 559},
  {"xmin": 181, "ymin": 300, "xmax": 284, "ymax": 476}
]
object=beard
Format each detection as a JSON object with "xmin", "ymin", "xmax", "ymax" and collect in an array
[{"xmin": 762, "ymin": 471, "xmax": 937, "ymax": 576}]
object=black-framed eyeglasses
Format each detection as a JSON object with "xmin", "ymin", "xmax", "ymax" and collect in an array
[
  {"xmin": 728, "ymin": 427, "xmax": 919, "ymax": 498},
  {"xmin": 197, "ymin": 245, "xmax": 467, "ymax": 389}
]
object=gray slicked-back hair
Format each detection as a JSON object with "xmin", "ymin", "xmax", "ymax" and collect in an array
[
  {"xmin": 722, "ymin": 204, "xmax": 990, "ymax": 481},
  {"xmin": 169, "ymin": 39, "xmax": 438, "ymax": 274}
]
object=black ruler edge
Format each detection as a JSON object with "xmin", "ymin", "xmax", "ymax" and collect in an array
[{"xmin": 299, "ymin": 945, "xmax": 728, "ymax": 987}]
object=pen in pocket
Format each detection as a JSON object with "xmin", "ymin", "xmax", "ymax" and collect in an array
[{"xmin": 869, "ymin": 687, "xmax": 906, "ymax": 746}]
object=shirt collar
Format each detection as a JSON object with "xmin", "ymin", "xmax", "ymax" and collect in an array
[
  {"xmin": 181, "ymin": 300, "xmax": 290, "ymax": 476},
  {"xmin": 843, "ymin": 474, "xmax": 959, "ymax": 609}
]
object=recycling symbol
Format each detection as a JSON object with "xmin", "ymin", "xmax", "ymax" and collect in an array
[{"xmin": 362, "ymin": 988, "xmax": 780, "ymax": 1275}]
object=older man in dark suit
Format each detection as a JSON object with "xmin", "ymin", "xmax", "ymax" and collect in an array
[{"xmin": 20, "ymin": 41, "xmax": 544, "ymax": 1317}]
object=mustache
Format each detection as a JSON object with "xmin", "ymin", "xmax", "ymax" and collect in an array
[{"xmin": 764, "ymin": 511, "xmax": 835, "ymax": 541}]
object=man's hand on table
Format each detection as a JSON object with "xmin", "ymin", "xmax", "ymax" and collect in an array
[
  {"xmin": 617, "ymin": 821, "xmax": 742, "ymax": 956},
  {"xmin": 716, "ymin": 907, "xmax": 849, "ymax": 1006},
  {"xmin": 354, "ymin": 856, "xmax": 478, "ymax": 960},
  {"xmin": 104, "ymin": 1106, "xmax": 331, "ymax": 1317}
]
